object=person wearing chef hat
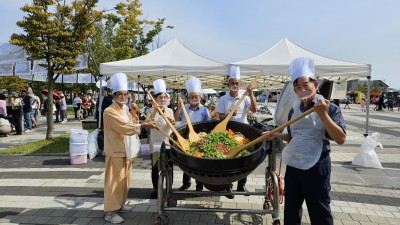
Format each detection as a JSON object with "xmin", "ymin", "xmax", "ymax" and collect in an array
[
  {"xmin": 148, "ymin": 79, "xmax": 175, "ymax": 199},
  {"xmin": 103, "ymin": 72, "xmax": 156, "ymax": 224},
  {"xmin": 216, "ymin": 65, "xmax": 257, "ymax": 195},
  {"xmin": 174, "ymin": 77, "xmax": 210, "ymax": 192},
  {"xmin": 262, "ymin": 57, "xmax": 346, "ymax": 225}
]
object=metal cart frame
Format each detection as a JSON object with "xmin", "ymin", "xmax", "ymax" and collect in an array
[{"xmin": 154, "ymin": 139, "xmax": 282, "ymax": 225}]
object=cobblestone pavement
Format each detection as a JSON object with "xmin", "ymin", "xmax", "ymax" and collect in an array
[{"xmin": 0, "ymin": 104, "xmax": 399, "ymax": 225}]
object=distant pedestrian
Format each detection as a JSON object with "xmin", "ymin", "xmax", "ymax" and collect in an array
[
  {"xmin": 21, "ymin": 90, "xmax": 33, "ymax": 132},
  {"xmin": 10, "ymin": 92, "xmax": 22, "ymax": 135},
  {"xmin": 377, "ymin": 95, "xmax": 384, "ymax": 111},
  {"xmin": 54, "ymin": 98, "xmax": 61, "ymax": 122},
  {"xmin": 387, "ymin": 98, "xmax": 394, "ymax": 112},
  {"xmin": 360, "ymin": 98, "xmax": 366, "ymax": 112},
  {"xmin": 60, "ymin": 93, "xmax": 67, "ymax": 123},
  {"xmin": 344, "ymin": 94, "xmax": 351, "ymax": 109},
  {"xmin": 72, "ymin": 94, "xmax": 82, "ymax": 120}
]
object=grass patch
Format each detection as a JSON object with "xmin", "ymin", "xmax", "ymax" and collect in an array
[
  {"xmin": 0, "ymin": 129, "xmax": 94, "ymax": 155},
  {"xmin": 0, "ymin": 134, "xmax": 70, "ymax": 155}
]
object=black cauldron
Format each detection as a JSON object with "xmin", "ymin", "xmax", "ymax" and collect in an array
[{"xmin": 170, "ymin": 120, "xmax": 270, "ymax": 190}]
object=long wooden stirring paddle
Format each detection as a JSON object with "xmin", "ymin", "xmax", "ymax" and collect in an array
[
  {"xmin": 178, "ymin": 97, "xmax": 200, "ymax": 142},
  {"xmin": 137, "ymin": 108, "xmax": 184, "ymax": 151},
  {"xmin": 227, "ymin": 107, "xmax": 315, "ymax": 158},
  {"xmin": 211, "ymin": 72, "xmax": 263, "ymax": 133},
  {"xmin": 146, "ymin": 91, "xmax": 191, "ymax": 152}
]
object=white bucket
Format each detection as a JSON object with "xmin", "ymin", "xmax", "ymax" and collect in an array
[
  {"xmin": 69, "ymin": 142, "xmax": 88, "ymax": 155},
  {"xmin": 70, "ymin": 153, "xmax": 88, "ymax": 164},
  {"xmin": 140, "ymin": 144, "xmax": 150, "ymax": 156},
  {"xmin": 70, "ymin": 129, "xmax": 89, "ymax": 143}
]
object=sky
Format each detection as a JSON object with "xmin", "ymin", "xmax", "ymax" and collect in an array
[{"xmin": 1, "ymin": 0, "xmax": 399, "ymax": 89}]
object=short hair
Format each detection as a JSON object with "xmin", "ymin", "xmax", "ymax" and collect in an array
[
  {"xmin": 293, "ymin": 77, "xmax": 316, "ymax": 87},
  {"xmin": 0, "ymin": 93, "xmax": 5, "ymax": 100}
]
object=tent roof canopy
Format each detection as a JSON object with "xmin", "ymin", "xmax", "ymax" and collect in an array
[
  {"xmin": 234, "ymin": 38, "xmax": 371, "ymax": 87},
  {"xmin": 100, "ymin": 38, "xmax": 371, "ymax": 89},
  {"xmin": 100, "ymin": 39, "xmax": 229, "ymax": 89}
]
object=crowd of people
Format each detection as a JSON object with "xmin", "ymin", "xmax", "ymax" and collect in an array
[
  {"xmin": 0, "ymin": 83, "xmax": 41, "ymax": 136},
  {"xmin": 0, "ymin": 82, "xmax": 99, "ymax": 136},
  {"xmin": 344, "ymin": 93, "xmax": 398, "ymax": 112}
]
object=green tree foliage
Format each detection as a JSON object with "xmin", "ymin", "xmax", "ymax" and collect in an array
[
  {"xmin": 86, "ymin": 0, "xmax": 173, "ymax": 77},
  {"xmin": 0, "ymin": 76, "xmax": 26, "ymax": 93},
  {"xmin": 355, "ymin": 81, "xmax": 381, "ymax": 94},
  {"xmin": 10, "ymin": 0, "xmax": 102, "ymax": 139}
]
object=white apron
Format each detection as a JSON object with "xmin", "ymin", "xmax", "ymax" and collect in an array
[
  {"xmin": 149, "ymin": 108, "xmax": 173, "ymax": 153},
  {"xmin": 122, "ymin": 108, "xmax": 140, "ymax": 159},
  {"xmin": 149, "ymin": 107, "xmax": 174, "ymax": 165},
  {"xmin": 282, "ymin": 95, "xmax": 326, "ymax": 170}
]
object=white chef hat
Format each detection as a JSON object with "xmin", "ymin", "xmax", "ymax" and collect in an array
[
  {"xmin": 288, "ymin": 57, "xmax": 315, "ymax": 81},
  {"xmin": 153, "ymin": 79, "xmax": 166, "ymax": 95},
  {"xmin": 110, "ymin": 72, "xmax": 128, "ymax": 93},
  {"xmin": 186, "ymin": 77, "xmax": 202, "ymax": 94},
  {"xmin": 229, "ymin": 65, "xmax": 241, "ymax": 80}
]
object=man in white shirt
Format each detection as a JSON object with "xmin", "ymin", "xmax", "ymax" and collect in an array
[{"xmin": 216, "ymin": 66, "xmax": 257, "ymax": 193}]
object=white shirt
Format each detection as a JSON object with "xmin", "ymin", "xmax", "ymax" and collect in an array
[{"xmin": 216, "ymin": 92, "xmax": 250, "ymax": 124}]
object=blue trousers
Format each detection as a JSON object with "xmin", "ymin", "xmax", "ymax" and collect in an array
[
  {"xmin": 284, "ymin": 156, "xmax": 333, "ymax": 225},
  {"xmin": 23, "ymin": 111, "xmax": 32, "ymax": 130}
]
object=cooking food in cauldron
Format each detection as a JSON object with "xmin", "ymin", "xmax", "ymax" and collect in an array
[
  {"xmin": 170, "ymin": 121, "xmax": 269, "ymax": 188},
  {"xmin": 188, "ymin": 129, "xmax": 255, "ymax": 158}
]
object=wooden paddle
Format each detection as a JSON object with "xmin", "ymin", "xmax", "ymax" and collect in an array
[
  {"xmin": 178, "ymin": 96, "xmax": 200, "ymax": 142},
  {"xmin": 227, "ymin": 107, "xmax": 315, "ymax": 158},
  {"xmin": 211, "ymin": 72, "xmax": 263, "ymax": 133},
  {"xmin": 137, "ymin": 108, "xmax": 184, "ymax": 151},
  {"xmin": 146, "ymin": 91, "xmax": 191, "ymax": 152}
]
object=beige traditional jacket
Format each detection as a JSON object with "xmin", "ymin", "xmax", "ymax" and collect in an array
[{"xmin": 103, "ymin": 102, "xmax": 141, "ymax": 157}]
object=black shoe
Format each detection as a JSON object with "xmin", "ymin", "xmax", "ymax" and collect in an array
[
  {"xmin": 195, "ymin": 186, "xmax": 203, "ymax": 192},
  {"xmin": 237, "ymin": 185, "xmax": 247, "ymax": 192},
  {"xmin": 178, "ymin": 184, "xmax": 190, "ymax": 191},
  {"xmin": 237, "ymin": 185, "xmax": 249, "ymax": 196},
  {"xmin": 225, "ymin": 188, "xmax": 234, "ymax": 199},
  {"xmin": 150, "ymin": 191, "xmax": 158, "ymax": 199}
]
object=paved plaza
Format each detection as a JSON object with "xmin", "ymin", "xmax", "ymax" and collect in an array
[{"xmin": 0, "ymin": 103, "xmax": 399, "ymax": 225}]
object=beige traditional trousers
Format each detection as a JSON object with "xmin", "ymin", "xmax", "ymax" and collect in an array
[{"xmin": 104, "ymin": 156, "xmax": 132, "ymax": 212}]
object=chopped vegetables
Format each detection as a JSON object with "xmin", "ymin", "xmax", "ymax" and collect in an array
[{"xmin": 188, "ymin": 129, "xmax": 255, "ymax": 159}]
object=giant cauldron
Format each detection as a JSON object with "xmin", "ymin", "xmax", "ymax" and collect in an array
[{"xmin": 170, "ymin": 120, "xmax": 270, "ymax": 190}]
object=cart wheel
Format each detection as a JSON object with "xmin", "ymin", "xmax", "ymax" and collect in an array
[
  {"xmin": 155, "ymin": 215, "xmax": 169, "ymax": 225},
  {"xmin": 272, "ymin": 219, "xmax": 281, "ymax": 225},
  {"xmin": 166, "ymin": 196, "xmax": 177, "ymax": 207}
]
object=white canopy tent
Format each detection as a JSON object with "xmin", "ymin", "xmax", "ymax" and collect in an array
[
  {"xmin": 100, "ymin": 39, "xmax": 230, "ymax": 89},
  {"xmin": 233, "ymin": 38, "xmax": 371, "ymax": 89}
]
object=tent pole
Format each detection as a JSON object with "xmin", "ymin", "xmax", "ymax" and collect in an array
[
  {"xmin": 98, "ymin": 76, "xmax": 104, "ymax": 129},
  {"xmin": 364, "ymin": 75, "xmax": 371, "ymax": 136}
]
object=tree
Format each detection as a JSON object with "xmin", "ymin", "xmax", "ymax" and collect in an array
[
  {"xmin": 0, "ymin": 76, "xmax": 26, "ymax": 93},
  {"xmin": 10, "ymin": 0, "xmax": 102, "ymax": 139},
  {"xmin": 85, "ymin": 0, "xmax": 173, "ymax": 77}
]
